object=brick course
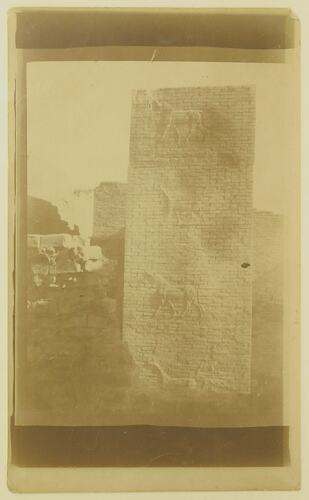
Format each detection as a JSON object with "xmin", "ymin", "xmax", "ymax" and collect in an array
[
  {"xmin": 123, "ymin": 86, "xmax": 255, "ymax": 395},
  {"xmin": 93, "ymin": 182, "xmax": 126, "ymax": 238}
]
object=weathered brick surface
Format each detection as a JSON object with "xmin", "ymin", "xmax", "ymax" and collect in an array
[
  {"xmin": 93, "ymin": 182, "xmax": 126, "ymax": 238},
  {"xmin": 253, "ymin": 210, "xmax": 284, "ymax": 305},
  {"xmin": 123, "ymin": 86, "xmax": 255, "ymax": 395}
]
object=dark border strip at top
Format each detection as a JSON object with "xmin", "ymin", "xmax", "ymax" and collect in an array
[{"xmin": 14, "ymin": 9, "xmax": 299, "ymax": 50}]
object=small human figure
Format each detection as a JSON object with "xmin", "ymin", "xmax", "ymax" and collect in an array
[
  {"xmin": 49, "ymin": 275, "xmax": 59, "ymax": 288},
  {"xmin": 40, "ymin": 246, "xmax": 59, "ymax": 276},
  {"xmin": 33, "ymin": 273, "xmax": 43, "ymax": 287},
  {"xmin": 70, "ymin": 246, "xmax": 87, "ymax": 272}
]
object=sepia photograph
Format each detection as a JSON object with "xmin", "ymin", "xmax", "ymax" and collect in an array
[
  {"xmin": 15, "ymin": 60, "xmax": 289, "ymax": 429},
  {"xmin": 6, "ymin": 6, "xmax": 301, "ymax": 494}
]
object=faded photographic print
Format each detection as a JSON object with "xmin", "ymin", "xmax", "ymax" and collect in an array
[
  {"xmin": 6, "ymin": 6, "xmax": 301, "ymax": 493},
  {"xmin": 15, "ymin": 61, "xmax": 290, "ymax": 431}
]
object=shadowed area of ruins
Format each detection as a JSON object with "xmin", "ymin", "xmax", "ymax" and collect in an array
[
  {"xmin": 23, "ymin": 223, "xmax": 133, "ymax": 422},
  {"xmin": 21, "ymin": 204, "xmax": 283, "ymax": 426},
  {"xmin": 28, "ymin": 196, "xmax": 79, "ymax": 235}
]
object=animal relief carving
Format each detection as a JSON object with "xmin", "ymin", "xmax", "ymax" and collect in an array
[
  {"xmin": 150, "ymin": 98, "xmax": 205, "ymax": 145},
  {"xmin": 158, "ymin": 164, "xmax": 206, "ymax": 225},
  {"xmin": 144, "ymin": 270, "xmax": 205, "ymax": 318},
  {"xmin": 147, "ymin": 359, "xmax": 198, "ymax": 388}
]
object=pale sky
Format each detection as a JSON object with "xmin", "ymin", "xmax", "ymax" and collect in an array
[{"xmin": 27, "ymin": 61, "xmax": 294, "ymax": 214}]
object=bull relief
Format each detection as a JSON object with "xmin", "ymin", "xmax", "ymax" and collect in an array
[{"xmin": 123, "ymin": 86, "xmax": 255, "ymax": 396}]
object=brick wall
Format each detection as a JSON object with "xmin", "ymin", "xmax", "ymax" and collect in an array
[
  {"xmin": 123, "ymin": 86, "xmax": 255, "ymax": 396},
  {"xmin": 93, "ymin": 182, "xmax": 126, "ymax": 239},
  {"xmin": 253, "ymin": 210, "xmax": 284, "ymax": 305}
]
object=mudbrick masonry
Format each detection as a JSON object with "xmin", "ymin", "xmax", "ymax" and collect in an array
[
  {"xmin": 123, "ymin": 86, "xmax": 256, "ymax": 397},
  {"xmin": 93, "ymin": 182, "xmax": 126, "ymax": 239},
  {"xmin": 253, "ymin": 209, "xmax": 284, "ymax": 305}
]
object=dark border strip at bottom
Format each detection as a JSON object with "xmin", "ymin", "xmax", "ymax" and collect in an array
[{"xmin": 11, "ymin": 422, "xmax": 289, "ymax": 467}]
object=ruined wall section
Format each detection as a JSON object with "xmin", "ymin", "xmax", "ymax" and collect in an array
[
  {"xmin": 93, "ymin": 182, "xmax": 126, "ymax": 239},
  {"xmin": 123, "ymin": 87, "xmax": 255, "ymax": 396},
  {"xmin": 253, "ymin": 210, "xmax": 284, "ymax": 305}
]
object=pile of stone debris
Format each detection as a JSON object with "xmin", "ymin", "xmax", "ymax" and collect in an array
[{"xmin": 27, "ymin": 233, "xmax": 108, "ymax": 277}]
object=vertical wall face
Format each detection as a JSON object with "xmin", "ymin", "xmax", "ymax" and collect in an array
[
  {"xmin": 93, "ymin": 182, "xmax": 126, "ymax": 239},
  {"xmin": 253, "ymin": 210, "xmax": 284, "ymax": 305},
  {"xmin": 123, "ymin": 87, "xmax": 255, "ymax": 396}
]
